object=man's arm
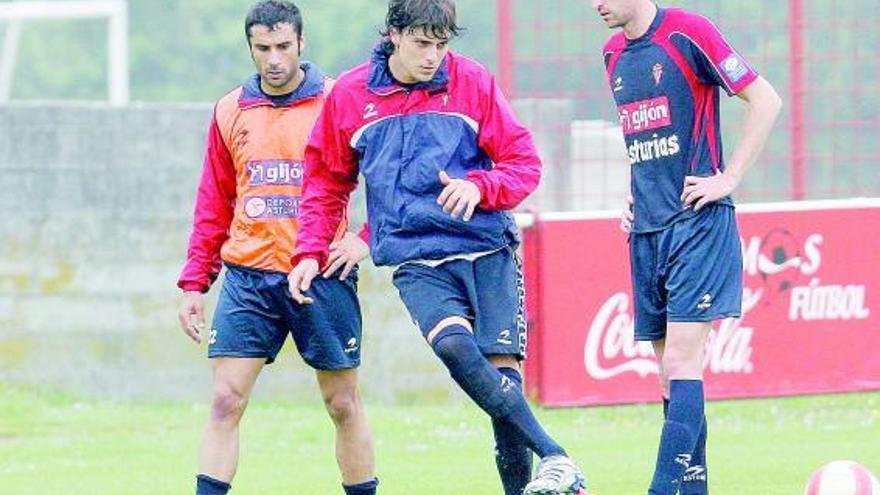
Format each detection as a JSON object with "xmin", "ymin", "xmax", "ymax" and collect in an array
[
  {"xmin": 465, "ymin": 76, "xmax": 542, "ymax": 211},
  {"xmin": 289, "ymin": 91, "xmax": 359, "ymax": 303},
  {"xmin": 291, "ymin": 93, "xmax": 360, "ymax": 268},
  {"xmin": 177, "ymin": 114, "xmax": 237, "ymax": 341},
  {"xmin": 177, "ymin": 116, "xmax": 237, "ymax": 292},
  {"xmin": 322, "ymin": 230, "xmax": 370, "ymax": 281},
  {"xmin": 681, "ymin": 76, "xmax": 782, "ymax": 210},
  {"xmin": 724, "ymin": 76, "xmax": 784, "ymax": 184}
]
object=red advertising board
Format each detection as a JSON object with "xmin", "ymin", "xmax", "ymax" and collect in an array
[{"xmin": 521, "ymin": 199, "xmax": 880, "ymax": 406}]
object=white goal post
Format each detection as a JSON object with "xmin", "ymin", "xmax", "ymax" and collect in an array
[{"xmin": 0, "ymin": 0, "xmax": 129, "ymax": 105}]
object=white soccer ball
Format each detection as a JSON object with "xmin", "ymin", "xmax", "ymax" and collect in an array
[{"xmin": 805, "ymin": 461, "xmax": 880, "ymax": 495}]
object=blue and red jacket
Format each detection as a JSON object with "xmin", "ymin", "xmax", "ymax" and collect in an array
[
  {"xmin": 293, "ymin": 42, "xmax": 541, "ymax": 267},
  {"xmin": 603, "ymin": 7, "xmax": 758, "ymax": 233}
]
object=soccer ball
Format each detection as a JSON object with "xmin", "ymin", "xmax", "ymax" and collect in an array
[{"xmin": 804, "ymin": 461, "xmax": 880, "ymax": 495}]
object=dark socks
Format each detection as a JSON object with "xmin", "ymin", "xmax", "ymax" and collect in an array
[
  {"xmin": 431, "ymin": 325, "xmax": 565, "ymax": 458},
  {"xmin": 648, "ymin": 380, "xmax": 704, "ymax": 495},
  {"xmin": 196, "ymin": 474, "xmax": 231, "ymax": 495},
  {"xmin": 680, "ymin": 416, "xmax": 708, "ymax": 494},
  {"xmin": 343, "ymin": 478, "xmax": 379, "ymax": 495},
  {"xmin": 493, "ymin": 367, "xmax": 534, "ymax": 495},
  {"xmin": 664, "ymin": 394, "xmax": 709, "ymax": 494}
]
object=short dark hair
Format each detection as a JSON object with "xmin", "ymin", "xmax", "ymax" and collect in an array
[
  {"xmin": 383, "ymin": 0, "xmax": 462, "ymax": 39},
  {"xmin": 245, "ymin": 0, "xmax": 303, "ymax": 43}
]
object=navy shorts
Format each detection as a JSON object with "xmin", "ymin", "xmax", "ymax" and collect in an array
[
  {"xmin": 209, "ymin": 264, "xmax": 363, "ymax": 370},
  {"xmin": 392, "ymin": 246, "xmax": 528, "ymax": 358},
  {"xmin": 630, "ymin": 204, "xmax": 742, "ymax": 341}
]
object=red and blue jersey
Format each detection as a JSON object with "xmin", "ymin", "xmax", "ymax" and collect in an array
[
  {"xmin": 293, "ymin": 43, "xmax": 541, "ymax": 267},
  {"xmin": 603, "ymin": 7, "xmax": 758, "ymax": 233}
]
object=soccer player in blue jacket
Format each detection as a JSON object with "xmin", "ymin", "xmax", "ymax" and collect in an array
[{"xmin": 290, "ymin": 1, "xmax": 588, "ymax": 493}]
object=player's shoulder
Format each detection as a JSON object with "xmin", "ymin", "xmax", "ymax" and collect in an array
[
  {"xmin": 602, "ymin": 32, "xmax": 627, "ymax": 54},
  {"xmin": 323, "ymin": 62, "xmax": 372, "ymax": 119},
  {"xmin": 660, "ymin": 8, "xmax": 725, "ymax": 41},
  {"xmin": 214, "ymin": 86, "xmax": 244, "ymax": 119},
  {"xmin": 446, "ymin": 50, "xmax": 495, "ymax": 90},
  {"xmin": 330, "ymin": 61, "xmax": 371, "ymax": 96},
  {"xmin": 434, "ymin": 51, "xmax": 498, "ymax": 102},
  {"xmin": 602, "ymin": 33, "xmax": 626, "ymax": 69},
  {"xmin": 447, "ymin": 50, "xmax": 489, "ymax": 76}
]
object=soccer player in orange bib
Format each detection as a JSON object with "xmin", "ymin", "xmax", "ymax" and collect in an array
[{"xmin": 176, "ymin": 2, "xmax": 378, "ymax": 494}]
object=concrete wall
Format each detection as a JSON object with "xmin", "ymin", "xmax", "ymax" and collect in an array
[{"xmin": 0, "ymin": 102, "xmax": 456, "ymax": 402}]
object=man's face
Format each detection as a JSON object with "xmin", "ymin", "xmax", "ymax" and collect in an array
[
  {"xmin": 591, "ymin": 0, "xmax": 638, "ymax": 29},
  {"xmin": 249, "ymin": 22, "xmax": 302, "ymax": 94},
  {"xmin": 389, "ymin": 27, "xmax": 450, "ymax": 83}
]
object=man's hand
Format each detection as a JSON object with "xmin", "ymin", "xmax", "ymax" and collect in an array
[
  {"xmin": 620, "ymin": 192, "xmax": 634, "ymax": 233},
  {"xmin": 323, "ymin": 232, "xmax": 369, "ymax": 280},
  {"xmin": 681, "ymin": 171, "xmax": 739, "ymax": 211},
  {"xmin": 178, "ymin": 291, "xmax": 205, "ymax": 343},
  {"xmin": 437, "ymin": 170, "xmax": 481, "ymax": 221},
  {"xmin": 288, "ymin": 259, "xmax": 319, "ymax": 304}
]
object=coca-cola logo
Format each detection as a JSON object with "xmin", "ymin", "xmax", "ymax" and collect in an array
[
  {"xmin": 583, "ymin": 293, "xmax": 656, "ymax": 379},
  {"xmin": 583, "ymin": 291, "xmax": 757, "ymax": 380}
]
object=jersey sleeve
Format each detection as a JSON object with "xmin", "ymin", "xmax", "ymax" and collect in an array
[
  {"xmin": 466, "ymin": 73, "xmax": 542, "ymax": 211},
  {"xmin": 292, "ymin": 88, "xmax": 360, "ymax": 268},
  {"xmin": 177, "ymin": 114, "xmax": 237, "ymax": 293},
  {"xmin": 675, "ymin": 14, "xmax": 758, "ymax": 95}
]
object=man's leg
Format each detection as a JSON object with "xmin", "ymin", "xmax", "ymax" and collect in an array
[
  {"xmin": 488, "ymin": 355, "xmax": 533, "ymax": 495},
  {"xmin": 393, "ymin": 258, "xmax": 583, "ymax": 493},
  {"xmin": 427, "ymin": 318, "xmax": 584, "ymax": 494},
  {"xmin": 428, "ymin": 317, "xmax": 563, "ymax": 457},
  {"xmin": 653, "ymin": 338, "xmax": 671, "ymax": 419},
  {"xmin": 647, "ymin": 322, "xmax": 710, "ymax": 495},
  {"xmin": 316, "ymin": 368, "xmax": 378, "ymax": 495},
  {"xmin": 664, "ymin": 336, "xmax": 708, "ymax": 495},
  {"xmin": 197, "ymin": 357, "xmax": 265, "ymax": 494}
]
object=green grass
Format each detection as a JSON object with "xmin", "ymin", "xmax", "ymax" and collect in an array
[{"xmin": 1, "ymin": 384, "xmax": 878, "ymax": 494}]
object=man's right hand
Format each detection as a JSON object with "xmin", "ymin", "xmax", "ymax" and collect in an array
[
  {"xmin": 620, "ymin": 193, "xmax": 634, "ymax": 233},
  {"xmin": 178, "ymin": 291, "xmax": 205, "ymax": 343},
  {"xmin": 288, "ymin": 259, "xmax": 319, "ymax": 305}
]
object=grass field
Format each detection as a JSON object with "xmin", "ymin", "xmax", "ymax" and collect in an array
[{"xmin": 1, "ymin": 384, "xmax": 877, "ymax": 494}]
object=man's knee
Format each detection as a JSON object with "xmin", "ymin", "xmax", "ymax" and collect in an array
[
  {"xmin": 428, "ymin": 318, "xmax": 475, "ymax": 360},
  {"xmin": 323, "ymin": 389, "xmax": 360, "ymax": 426},
  {"xmin": 661, "ymin": 348, "xmax": 704, "ymax": 379},
  {"xmin": 210, "ymin": 386, "xmax": 248, "ymax": 423},
  {"xmin": 432, "ymin": 329, "xmax": 480, "ymax": 370}
]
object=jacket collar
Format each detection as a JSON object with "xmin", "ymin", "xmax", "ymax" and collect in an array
[
  {"xmin": 366, "ymin": 40, "xmax": 449, "ymax": 95},
  {"xmin": 239, "ymin": 61, "xmax": 325, "ymax": 108}
]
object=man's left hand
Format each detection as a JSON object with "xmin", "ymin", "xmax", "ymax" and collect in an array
[
  {"xmin": 681, "ymin": 171, "xmax": 739, "ymax": 211},
  {"xmin": 323, "ymin": 231, "xmax": 369, "ymax": 280}
]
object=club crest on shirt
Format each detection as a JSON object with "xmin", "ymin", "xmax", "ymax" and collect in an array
[{"xmin": 652, "ymin": 63, "xmax": 663, "ymax": 85}]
